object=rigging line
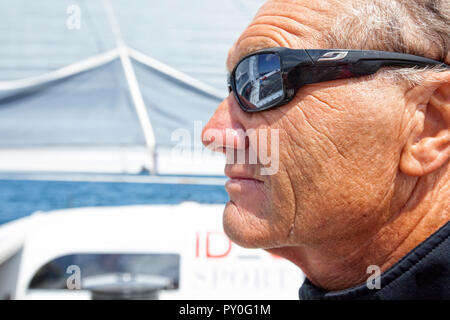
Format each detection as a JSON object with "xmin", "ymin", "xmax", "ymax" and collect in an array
[
  {"xmin": 102, "ymin": 0, "xmax": 157, "ymax": 175},
  {"xmin": 128, "ymin": 47, "xmax": 226, "ymax": 101},
  {"xmin": 0, "ymin": 49, "xmax": 119, "ymax": 91}
]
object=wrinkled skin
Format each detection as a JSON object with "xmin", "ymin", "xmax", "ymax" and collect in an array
[{"xmin": 202, "ymin": 0, "xmax": 450, "ymax": 290}]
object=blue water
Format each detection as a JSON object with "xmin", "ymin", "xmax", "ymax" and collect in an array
[{"xmin": 0, "ymin": 179, "xmax": 228, "ymax": 225}]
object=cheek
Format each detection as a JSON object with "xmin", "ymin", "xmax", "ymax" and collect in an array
[
  {"xmin": 262, "ymin": 122, "xmax": 311, "ymax": 238},
  {"xmin": 273, "ymin": 87, "xmax": 405, "ymax": 242}
]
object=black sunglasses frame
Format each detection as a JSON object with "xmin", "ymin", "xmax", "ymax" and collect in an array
[{"xmin": 228, "ymin": 47, "xmax": 450, "ymax": 112}]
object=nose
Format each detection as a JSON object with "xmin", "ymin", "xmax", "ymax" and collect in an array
[{"xmin": 202, "ymin": 94, "xmax": 247, "ymax": 154}]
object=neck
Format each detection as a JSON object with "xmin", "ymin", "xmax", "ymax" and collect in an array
[{"xmin": 268, "ymin": 167, "xmax": 449, "ymax": 291}]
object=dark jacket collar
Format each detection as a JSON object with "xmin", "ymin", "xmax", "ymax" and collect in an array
[{"xmin": 299, "ymin": 221, "xmax": 450, "ymax": 300}]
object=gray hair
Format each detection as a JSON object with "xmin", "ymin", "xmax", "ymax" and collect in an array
[{"xmin": 325, "ymin": 0, "xmax": 450, "ymax": 85}]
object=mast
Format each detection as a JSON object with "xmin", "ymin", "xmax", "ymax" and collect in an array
[{"xmin": 102, "ymin": 0, "xmax": 157, "ymax": 174}]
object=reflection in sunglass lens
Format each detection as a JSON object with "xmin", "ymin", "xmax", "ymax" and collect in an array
[{"xmin": 234, "ymin": 53, "xmax": 284, "ymax": 111}]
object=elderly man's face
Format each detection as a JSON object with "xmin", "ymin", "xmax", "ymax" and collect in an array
[{"xmin": 202, "ymin": 0, "xmax": 414, "ymax": 249}]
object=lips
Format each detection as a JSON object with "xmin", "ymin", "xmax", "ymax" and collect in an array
[
  {"xmin": 224, "ymin": 164, "xmax": 264, "ymax": 198},
  {"xmin": 224, "ymin": 164, "xmax": 263, "ymax": 183}
]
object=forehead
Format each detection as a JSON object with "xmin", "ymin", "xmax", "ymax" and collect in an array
[{"xmin": 226, "ymin": 0, "xmax": 338, "ymax": 72}]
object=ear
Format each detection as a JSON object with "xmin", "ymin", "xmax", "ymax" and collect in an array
[{"xmin": 400, "ymin": 72, "xmax": 450, "ymax": 177}]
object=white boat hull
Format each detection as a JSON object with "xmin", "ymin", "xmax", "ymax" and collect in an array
[{"xmin": 0, "ymin": 202, "xmax": 303, "ymax": 299}]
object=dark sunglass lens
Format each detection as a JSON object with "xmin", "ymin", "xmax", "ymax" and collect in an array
[{"xmin": 234, "ymin": 53, "xmax": 283, "ymax": 111}]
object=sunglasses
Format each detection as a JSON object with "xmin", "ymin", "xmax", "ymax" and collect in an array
[{"xmin": 227, "ymin": 47, "xmax": 449, "ymax": 112}]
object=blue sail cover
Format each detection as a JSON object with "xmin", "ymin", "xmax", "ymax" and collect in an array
[{"xmin": 0, "ymin": 0, "xmax": 263, "ymax": 151}]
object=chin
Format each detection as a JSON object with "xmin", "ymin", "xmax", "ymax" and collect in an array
[{"xmin": 222, "ymin": 200, "xmax": 280, "ymax": 249}]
